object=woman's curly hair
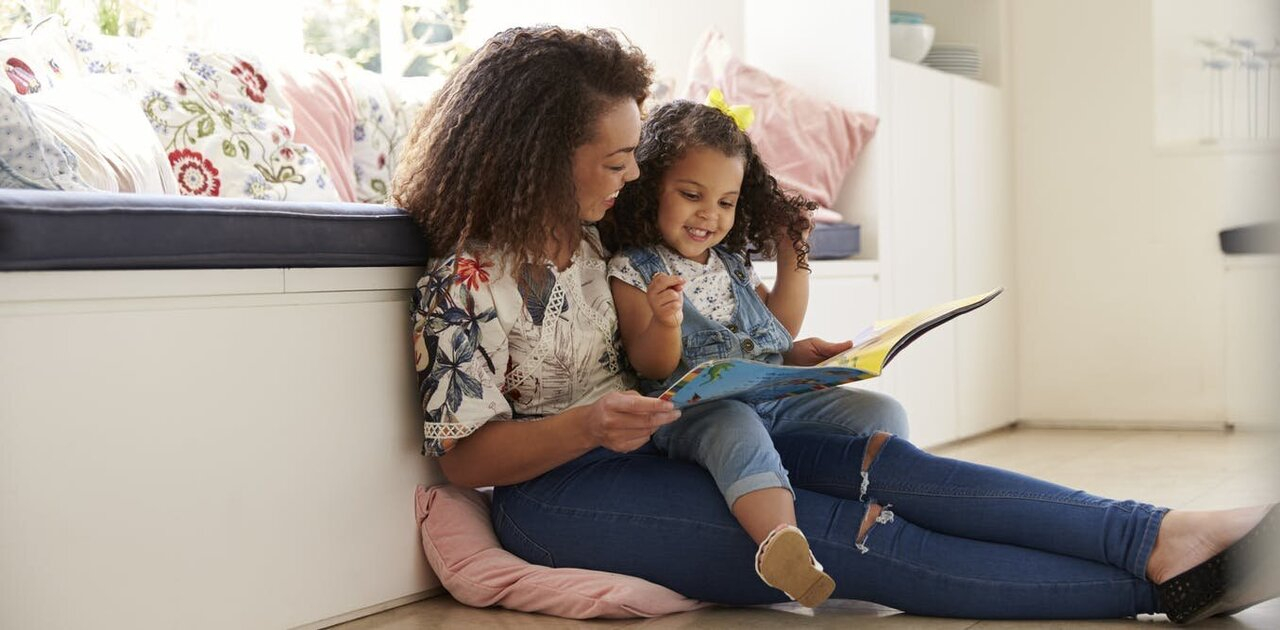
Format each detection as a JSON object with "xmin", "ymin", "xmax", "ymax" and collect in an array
[
  {"xmin": 599, "ymin": 100, "xmax": 814, "ymax": 269},
  {"xmin": 392, "ymin": 26, "xmax": 653, "ymax": 267}
]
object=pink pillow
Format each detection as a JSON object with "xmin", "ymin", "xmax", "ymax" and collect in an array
[
  {"xmin": 684, "ymin": 30, "xmax": 878, "ymax": 208},
  {"xmin": 278, "ymin": 56, "xmax": 359, "ymax": 202},
  {"xmin": 414, "ymin": 484, "xmax": 709, "ymax": 619}
]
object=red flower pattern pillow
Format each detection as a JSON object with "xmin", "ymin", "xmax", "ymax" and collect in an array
[
  {"xmin": 168, "ymin": 148, "xmax": 220, "ymax": 196},
  {"xmin": 230, "ymin": 60, "xmax": 267, "ymax": 104},
  {"xmin": 0, "ymin": 17, "xmax": 83, "ymax": 96},
  {"xmin": 71, "ymin": 33, "xmax": 338, "ymax": 202}
]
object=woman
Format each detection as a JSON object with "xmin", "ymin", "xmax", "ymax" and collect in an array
[{"xmin": 393, "ymin": 25, "xmax": 1277, "ymax": 623}]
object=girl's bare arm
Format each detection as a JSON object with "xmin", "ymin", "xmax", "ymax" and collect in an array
[{"xmin": 611, "ymin": 276, "xmax": 684, "ymax": 380}]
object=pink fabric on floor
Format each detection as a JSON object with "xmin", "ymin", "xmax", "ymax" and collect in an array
[
  {"xmin": 685, "ymin": 30, "xmax": 878, "ymax": 208},
  {"xmin": 414, "ymin": 484, "xmax": 709, "ymax": 619},
  {"xmin": 278, "ymin": 56, "xmax": 358, "ymax": 202}
]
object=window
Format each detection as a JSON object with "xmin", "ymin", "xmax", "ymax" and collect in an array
[
  {"xmin": 301, "ymin": 0, "xmax": 469, "ymax": 77},
  {"xmin": 1, "ymin": 0, "xmax": 470, "ymax": 79}
]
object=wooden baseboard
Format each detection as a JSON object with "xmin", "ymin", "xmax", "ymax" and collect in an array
[
  {"xmin": 1014, "ymin": 419, "xmax": 1232, "ymax": 431},
  {"xmin": 290, "ymin": 587, "xmax": 446, "ymax": 630}
]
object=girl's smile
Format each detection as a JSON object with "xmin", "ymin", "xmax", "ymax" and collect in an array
[{"xmin": 657, "ymin": 147, "xmax": 745, "ymax": 264}]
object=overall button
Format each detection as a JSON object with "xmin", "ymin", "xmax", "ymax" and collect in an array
[
  {"xmin": 734, "ymin": 269, "xmax": 747, "ymax": 282},
  {"xmin": 727, "ymin": 323, "xmax": 738, "ymax": 332},
  {"xmin": 741, "ymin": 338, "xmax": 756, "ymax": 353}
]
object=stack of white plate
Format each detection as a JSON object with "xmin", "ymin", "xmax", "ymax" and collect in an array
[{"xmin": 923, "ymin": 44, "xmax": 982, "ymax": 79}]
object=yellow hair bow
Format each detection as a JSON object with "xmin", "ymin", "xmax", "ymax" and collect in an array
[{"xmin": 705, "ymin": 88, "xmax": 754, "ymax": 132}]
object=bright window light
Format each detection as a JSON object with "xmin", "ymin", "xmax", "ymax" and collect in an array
[{"xmin": 1, "ymin": 0, "xmax": 470, "ymax": 78}]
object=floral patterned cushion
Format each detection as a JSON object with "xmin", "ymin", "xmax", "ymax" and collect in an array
[
  {"xmin": 69, "ymin": 30, "xmax": 150, "ymax": 77},
  {"xmin": 136, "ymin": 49, "xmax": 340, "ymax": 201},
  {"xmin": 0, "ymin": 16, "xmax": 83, "ymax": 96},
  {"xmin": 12, "ymin": 26, "xmax": 437, "ymax": 203},
  {"xmin": 339, "ymin": 63, "xmax": 440, "ymax": 203},
  {"xmin": 338, "ymin": 62, "xmax": 401, "ymax": 203},
  {"xmin": 66, "ymin": 33, "xmax": 338, "ymax": 202}
]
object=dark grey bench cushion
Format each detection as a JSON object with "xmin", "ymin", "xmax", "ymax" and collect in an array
[
  {"xmin": 1, "ymin": 189, "xmax": 862, "ymax": 271},
  {"xmin": 752, "ymin": 222, "xmax": 861, "ymax": 261},
  {"xmin": 0, "ymin": 189, "xmax": 429, "ymax": 270},
  {"xmin": 808, "ymin": 221, "xmax": 860, "ymax": 260}
]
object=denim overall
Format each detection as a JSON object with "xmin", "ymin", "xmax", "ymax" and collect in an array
[
  {"xmin": 622, "ymin": 245, "xmax": 794, "ymax": 395},
  {"xmin": 619, "ymin": 244, "xmax": 911, "ymax": 510}
]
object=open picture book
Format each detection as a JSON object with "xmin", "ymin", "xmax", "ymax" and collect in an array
[{"xmin": 658, "ymin": 287, "xmax": 1004, "ymax": 407}]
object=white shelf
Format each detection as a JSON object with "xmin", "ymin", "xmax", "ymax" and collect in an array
[{"xmin": 752, "ymin": 258, "xmax": 881, "ymax": 280}]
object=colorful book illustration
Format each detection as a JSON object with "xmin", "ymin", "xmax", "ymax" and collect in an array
[{"xmin": 658, "ymin": 287, "xmax": 1004, "ymax": 407}]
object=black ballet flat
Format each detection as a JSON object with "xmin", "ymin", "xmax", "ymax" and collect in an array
[{"xmin": 1158, "ymin": 505, "xmax": 1279, "ymax": 625}]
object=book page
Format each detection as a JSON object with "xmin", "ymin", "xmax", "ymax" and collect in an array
[
  {"xmin": 657, "ymin": 287, "xmax": 1002, "ymax": 408},
  {"xmin": 818, "ymin": 288, "xmax": 1003, "ymax": 373},
  {"xmin": 659, "ymin": 358, "xmax": 875, "ymax": 407}
]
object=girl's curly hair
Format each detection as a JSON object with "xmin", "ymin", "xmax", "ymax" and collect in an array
[
  {"xmin": 599, "ymin": 100, "xmax": 814, "ymax": 269},
  {"xmin": 392, "ymin": 26, "xmax": 653, "ymax": 267}
]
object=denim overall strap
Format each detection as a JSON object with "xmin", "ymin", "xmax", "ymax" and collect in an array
[
  {"xmin": 622, "ymin": 246, "xmax": 792, "ymax": 393},
  {"xmin": 713, "ymin": 248, "xmax": 793, "ymax": 361}
]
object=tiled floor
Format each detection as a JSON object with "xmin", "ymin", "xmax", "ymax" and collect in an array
[{"xmin": 335, "ymin": 427, "xmax": 1280, "ymax": 629}]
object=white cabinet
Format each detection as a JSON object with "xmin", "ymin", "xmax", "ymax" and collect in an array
[
  {"xmin": 755, "ymin": 262, "xmax": 880, "ymax": 340},
  {"xmin": 882, "ymin": 60, "xmax": 1015, "ymax": 447},
  {"xmin": 757, "ymin": 260, "xmax": 885, "ymax": 393},
  {"xmin": 742, "ymin": 1, "xmax": 1016, "ymax": 447},
  {"xmin": 953, "ymin": 74, "xmax": 1017, "ymax": 437},
  {"xmin": 1224, "ymin": 258, "xmax": 1280, "ymax": 429},
  {"xmin": 881, "ymin": 60, "xmax": 959, "ymax": 447}
]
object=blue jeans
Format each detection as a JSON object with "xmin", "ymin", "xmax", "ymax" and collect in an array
[
  {"xmin": 492, "ymin": 430, "xmax": 1167, "ymax": 618},
  {"xmin": 652, "ymin": 388, "xmax": 911, "ymax": 508}
]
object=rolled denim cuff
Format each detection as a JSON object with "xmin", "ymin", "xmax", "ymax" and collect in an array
[
  {"xmin": 723, "ymin": 471, "xmax": 793, "ymax": 509},
  {"xmin": 1132, "ymin": 505, "xmax": 1169, "ymax": 580}
]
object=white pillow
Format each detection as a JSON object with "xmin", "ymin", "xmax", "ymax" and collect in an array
[{"xmin": 25, "ymin": 76, "xmax": 179, "ymax": 194}]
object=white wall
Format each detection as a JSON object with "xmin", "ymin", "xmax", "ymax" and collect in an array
[
  {"xmin": 464, "ymin": 0, "xmax": 745, "ymax": 93},
  {"xmin": 1011, "ymin": 0, "xmax": 1279, "ymax": 427},
  {"xmin": 741, "ymin": 0, "xmax": 887, "ymax": 256}
]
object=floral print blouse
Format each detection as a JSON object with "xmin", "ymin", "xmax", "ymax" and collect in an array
[{"xmin": 411, "ymin": 226, "xmax": 633, "ymax": 456}]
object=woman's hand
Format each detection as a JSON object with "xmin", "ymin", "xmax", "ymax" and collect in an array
[
  {"xmin": 645, "ymin": 273, "xmax": 686, "ymax": 328},
  {"xmin": 585, "ymin": 390, "xmax": 681, "ymax": 452},
  {"xmin": 783, "ymin": 337, "xmax": 853, "ymax": 366}
]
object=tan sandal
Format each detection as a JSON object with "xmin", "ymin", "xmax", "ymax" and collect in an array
[{"xmin": 754, "ymin": 525, "xmax": 836, "ymax": 608}]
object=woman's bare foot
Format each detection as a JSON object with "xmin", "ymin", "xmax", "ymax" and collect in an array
[{"xmin": 1147, "ymin": 505, "xmax": 1272, "ymax": 584}]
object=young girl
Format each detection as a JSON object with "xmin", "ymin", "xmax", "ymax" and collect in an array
[{"xmin": 603, "ymin": 97, "xmax": 906, "ymax": 608}]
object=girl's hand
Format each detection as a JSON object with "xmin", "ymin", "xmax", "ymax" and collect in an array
[
  {"xmin": 783, "ymin": 337, "xmax": 853, "ymax": 366},
  {"xmin": 646, "ymin": 273, "xmax": 686, "ymax": 328},
  {"xmin": 585, "ymin": 391, "xmax": 681, "ymax": 452}
]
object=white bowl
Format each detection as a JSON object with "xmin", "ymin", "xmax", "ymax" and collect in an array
[{"xmin": 890, "ymin": 23, "xmax": 935, "ymax": 63}]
